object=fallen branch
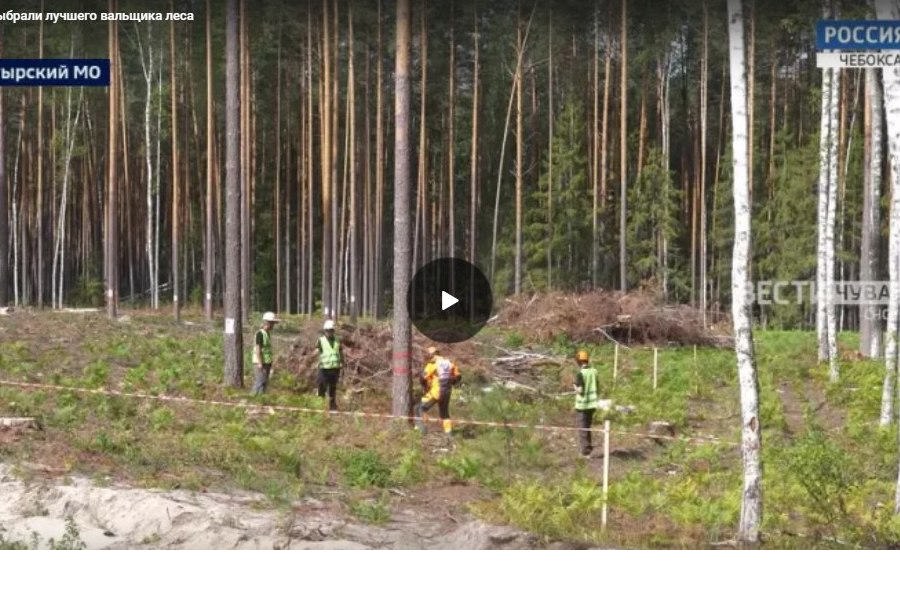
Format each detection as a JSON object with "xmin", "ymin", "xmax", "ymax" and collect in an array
[{"xmin": 0, "ymin": 417, "xmax": 38, "ymax": 429}]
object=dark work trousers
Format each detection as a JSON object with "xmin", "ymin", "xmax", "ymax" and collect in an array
[
  {"xmin": 576, "ymin": 408, "xmax": 596, "ymax": 456},
  {"xmin": 252, "ymin": 364, "xmax": 272, "ymax": 395},
  {"xmin": 318, "ymin": 368, "xmax": 341, "ymax": 410},
  {"xmin": 415, "ymin": 385, "xmax": 451, "ymax": 432}
]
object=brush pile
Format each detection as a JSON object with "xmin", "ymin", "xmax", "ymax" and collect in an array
[{"xmin": 495, "ymin": 290, "xmax": 731, "ymax": 347}]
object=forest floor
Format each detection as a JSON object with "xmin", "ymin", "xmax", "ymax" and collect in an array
[{"xmin": 1, "ymin": 306, "xmax": 899, "ymax": 549}]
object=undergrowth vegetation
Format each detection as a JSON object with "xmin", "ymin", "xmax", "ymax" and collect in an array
[{"xmin": 1, "ymin": 311, "xmax": 899, "ymax": 547}]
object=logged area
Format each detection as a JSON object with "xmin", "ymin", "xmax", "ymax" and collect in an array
[{"xmin": 1, "ymin": 307, "xmax": 898, "ymax": 549}]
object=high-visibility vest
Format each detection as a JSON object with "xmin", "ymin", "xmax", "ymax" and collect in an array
[
  {"xmin": 575, "ymin": 366, "xmax": 600, "ymax": 410},
  {"xmin": 318, "ymin": 335, "xmax": 341, "ymax": 369},
  {"xmin": 257, "ymin": 328, "xmax": 273, "ymax": 365}
]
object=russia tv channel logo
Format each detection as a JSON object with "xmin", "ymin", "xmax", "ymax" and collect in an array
[{"xmin": 816, "ymin": 20, "xmax": 900, "ymax": 68}]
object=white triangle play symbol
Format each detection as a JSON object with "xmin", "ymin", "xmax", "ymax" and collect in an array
[{"xmin": 441, "ymin": 290, "xmax": 459, "ymax": 311}]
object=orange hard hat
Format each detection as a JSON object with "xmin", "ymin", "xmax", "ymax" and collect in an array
[{"xmin": 576, "ymin": 349, "xmax": 589, "ymax": 362}]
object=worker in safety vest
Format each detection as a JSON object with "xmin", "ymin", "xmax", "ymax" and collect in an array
[
  {"xmin": 574, "ymin": 349, "xmax": 601, "ymax": 456},
  {"xmin": 251, "ymin": 311, "xmax": 280, "ymax": 394},
  {"xmin": 416, "ymin": 346, "xmax": 461, "ymax": 435},
  {"xmin": 316, "ymin": 319, "xmax": 343, "ymax": 410}
]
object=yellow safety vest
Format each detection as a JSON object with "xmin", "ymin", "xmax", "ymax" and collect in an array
[
  {"xmin": 575, "ymin": 366, "xmax": 600, "ymax": 410},
  {"xmin": 318, "ymin": 335, "xmax": 341, "ymax": 369}
]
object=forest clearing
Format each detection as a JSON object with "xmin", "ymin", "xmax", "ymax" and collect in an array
[
  {"xmin": 2, "ymin": 0, "xmax": 900, "ymax": 568},
  {"xmin": 1, "ymin": 305, "xmax": 898, "ymax": 549}
]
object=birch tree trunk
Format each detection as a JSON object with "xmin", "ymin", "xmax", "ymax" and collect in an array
[
  {"xmin": 861, "ymin": 69, "xmax": 883, "ymax": 358},
  {"xmin": 727, "ymin": 0, "xmax": 763, "ymax": 545},
  {"xmin": 825, "ymin": 68, "xmax": 840, "ymax": 382},
  {"xmin": 877, "ymin": 0, "xmax": 900, "ymax": 426},
  {"xmin": 51, "ymin": 86, "xmax": 81, "ymax": 309},
  {"xmin": 224, "ymin": 0, "xmax": 243, "ymax": 387},
  {"xmin": 137, "ymin": 26, "xmax": 157, "ymax": 312},
  {"xmin": 392, "ymin": 0, "xmax": 412, "ymax": 417},
  {"xmin": 816, "ymin": 66, "xmax": 834, "ymax": 362}
]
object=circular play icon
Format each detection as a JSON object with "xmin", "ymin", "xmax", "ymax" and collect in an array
[{"xmin": 408, "ymin": 257, "xmax": 493, "ymax": 344}]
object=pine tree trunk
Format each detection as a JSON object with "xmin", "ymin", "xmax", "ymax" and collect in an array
[
  {"xmin": 170, "ymin": 6, "xmax": 181, "ymax": 322},
  {"xmin": 547, "ymin": 8, "xmax": 553, "ymax": 289},
  {"xmin": 514, "ymin": 13, "xmax": 524, "ymax": 296},
  {"xmin": 205, "ymin": 0, "xmax": 214, "ymax": 319},
  {"xmin": 348, "ymin": 5, "xmax": 358, "ymax": 324},
  {"xmin": 413, "ymin": 7, "xmax": 428, "ymax": 272},
  {"xmin": 0, "ymin": 33, "xmax": 7, "ymax": 308},
  {"xmin": 224, "ymin": 0, "xmax": 243, "ymax": 388},
  {"xmin": 375, "ymin": 0, "xmax": 385, "ymax": 317},
  {"xmin": 275, "ymin": 30, "xmax": 282, "ymax": 315},
  {"xmin": 448, "ymin": 6, "xmax": 456, "ymax": 260},
  {"xmin": 106, "ymin": 2, "xmax": 118, "ymax": 319},
  {"xmin": 861, "ymin": 69, "xmax": 883, "ymax": 358},
  {"xmin": 392, "ymin": 0, "xmax": 412, "ymax": 418},
  {"xmin": 727, "ymin": 0, "xmax": 763, "ymax": 545},
  {"xmin": 600, "ymin": 21, "xmax": 611, "ymax": 230},
  {"xmin": 37, "ymin": 16, "xmax": 45, "ymax": 309},
  {"xmin": 700, "ymin": 0, "xmax": 709, "ymax": 326},
  {"xmin": 619, "ymin": 0, "xmax": 627, "ymax": 293},
  {"xmin": 240, "ymin": 0, "xmax": 251, "ymax": 322},
  {"xmin": 470, "ymin": 5, "xmax": 479, "ymax": 269},
  {"xmin": 330, "ymin": 0, "xmax": 340, "ymax": 316},
  {"xmin": 591, "ymin": 6, "xmax": 598, "ymax": 288},
  {"xmin": 490, "ymin": 9, "xmax": 532, "ymax": 284}
]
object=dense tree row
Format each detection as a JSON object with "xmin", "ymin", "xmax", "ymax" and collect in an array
[{"xmin": 2, "ymin": 0, "xmax": 867, "ymax": 326}]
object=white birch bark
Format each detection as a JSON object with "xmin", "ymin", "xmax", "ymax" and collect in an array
[
  {"xmin": 825, "ymin": 68, "xmax": 840, "ymax": 382},
  {"xmin": 877, "ymin": 0, "xmax": 900, "ymax": 426},
  {"xmin": 137, "ymin": 25, "xmax": 156, "ymax": 311},
  {"xmin": 51, "ymin": 84, "xmax": 81, "ymax": 309},
  {"xmin": 727, "ymin": 0, "xmax": 763, "ymax": 545},
  {"xmin": 816, "ymin": 67, "xmax": 833, "ymax": 362}
]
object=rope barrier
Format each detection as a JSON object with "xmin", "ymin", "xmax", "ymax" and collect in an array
[{"xmin": 0, "ymin": 378, "xmax": 736, "ymax": 446}]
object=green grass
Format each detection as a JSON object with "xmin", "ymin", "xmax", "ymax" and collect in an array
[{"xmin": 1, "ymin": 311, "xmax": 899, "ymax": 547}]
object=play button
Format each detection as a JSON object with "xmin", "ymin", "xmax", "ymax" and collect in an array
[
  {"xmin": 408, "ymin": 257, "xmax": 493, "ymax": 344},
  {"xmin": 441, "ymin": 291, "xmax": 459, "ymax": 311}
]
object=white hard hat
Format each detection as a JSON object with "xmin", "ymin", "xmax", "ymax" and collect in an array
[
  {"xmin": 323, "ymin": 319, "xmax": 335, "ymax": 330},
  {"xmin": 262, "ymin": 311, "xmax": 280, "ymax": 323}
]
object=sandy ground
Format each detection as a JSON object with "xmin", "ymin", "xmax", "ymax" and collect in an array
[{"xmin": 0, "ymin": 464, "xmax": 541, "ymax": 550}]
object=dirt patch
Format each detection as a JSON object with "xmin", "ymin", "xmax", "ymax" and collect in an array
[
  {"xmin": 495, "ymin": 291, "xmax": 731, "ymax": 347},
  {"xmin": 0, "ymin": 464, "xmax": 546, "ymax": 549}
]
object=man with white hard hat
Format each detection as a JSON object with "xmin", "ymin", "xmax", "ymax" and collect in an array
[
  {"xmin": 251, "ymin": 311, "xmax": 280, "ymax": 394},
  {"xmin": 316, "ymin": 319, "xmax": 343, "ymax": 410}
]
